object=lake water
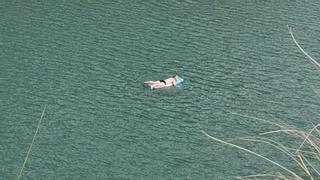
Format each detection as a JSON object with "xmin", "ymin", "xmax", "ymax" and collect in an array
[{"xmin": 1, "ymin": 1, "xmax": 320, "ymax": 179}]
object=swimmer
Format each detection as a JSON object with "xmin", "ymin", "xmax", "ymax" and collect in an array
[{"xmin": 144, "ymin": 75, "xmax": 177, "ymax": 89}]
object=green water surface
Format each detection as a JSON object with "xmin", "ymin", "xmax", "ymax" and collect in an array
[{"xmin": 1, "ymin": 1, "xmax": 320, "ymax": 179}]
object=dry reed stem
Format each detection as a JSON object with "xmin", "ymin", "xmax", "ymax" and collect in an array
[
  {"xmin": 201, "ymin": 130, "xmax": 303, "ymax": 180},
  {"xmin": 238, "ymin": 137, "xmax": 317, "ymax": 177},
  {"xmin": 288, "ymin": 26, "xmax": 320, "ymax": 69},
  {"xmin": 296, "ymin": 124, "xmax": 320, "ymax": 154},
  {"xmin": 16, "ymin": 106, "xmax": 46, "ymax": 180},
  {"xmin": 236, "ymin": 173, "xmax": 293, "ymax": 180}
]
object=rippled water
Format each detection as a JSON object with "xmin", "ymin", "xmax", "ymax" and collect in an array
[{"xmin": 1, "ymin": 1, "xmax": 320, "ymax": 179}]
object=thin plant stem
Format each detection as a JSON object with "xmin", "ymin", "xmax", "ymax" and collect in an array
[
  {"xmin": 296, "ymin": 124, "xmax": 320, "ymax": 154},
  {"xmin": 288, "ymin": 26, "xmax": 320, "ymax": 68},
  {"xmin": 202, "ymin": 130, "xmax": 303, "ymax": 180},
  {"xmin": 16, "ymin": 106, "xmax": 46, "ymax": 180}
]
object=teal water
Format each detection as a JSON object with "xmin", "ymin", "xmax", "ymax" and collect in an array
[{"xmin": 1, "ymin": 1, "xmax": 320, "ymax": 179}]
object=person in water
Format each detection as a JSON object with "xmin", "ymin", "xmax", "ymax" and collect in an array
[{"xmin": 144, "ymin": 75, "xmax": 177, "ymax": 89}]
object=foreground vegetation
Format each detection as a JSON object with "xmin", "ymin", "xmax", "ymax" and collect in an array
[
  {"xmin": 203, "ymin": 27, "xmax": 320, "ymax": 180},
  {"xmin": 203, "ymin": 117, "xmax": 320, "ymax": 179}
]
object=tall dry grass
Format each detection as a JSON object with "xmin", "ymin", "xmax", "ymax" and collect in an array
[
  {"xmin": 203, "ymin": 27, "xmax": 320, "ymax": 180},
  {"xmin": 203, "ymin": 118, "xmax": 320, "ymax": 180}
]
